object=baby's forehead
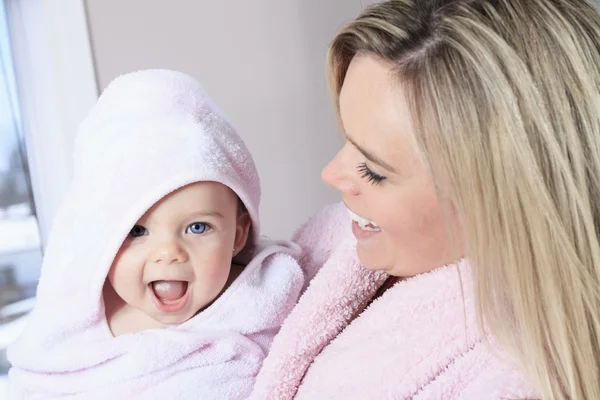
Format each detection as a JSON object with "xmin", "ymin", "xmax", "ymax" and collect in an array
[
  {"xmin": 171, "ymin": 181, "xmax": 235, "ymax": 196},
  {"xmin": 138, "ymin": 181, "xmax": 241, "ymax": 221}
]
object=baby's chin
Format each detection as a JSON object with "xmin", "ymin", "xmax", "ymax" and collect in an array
[
  {"xmin": 148, "ymin": 312, "xmax": 196, "ymax": 327},
  {"xmin": 145, "ymin": 297, "xmax": 216, "ymax": 327},
  {"xmin": 146, "ymin": 305, "xmax": 205, "ymax": 326},
  {"xmin": 141, "ymin": 279, "xmax": 230, "ymax": 327}
]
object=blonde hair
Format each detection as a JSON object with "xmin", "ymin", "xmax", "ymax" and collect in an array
[{"xmin": 327, "ymin": 0, "xmax": 600, "ymax": 398}]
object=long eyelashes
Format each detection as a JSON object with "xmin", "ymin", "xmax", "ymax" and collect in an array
[{"xmin": 357, "ymin": 162, "xmax": 387, "ymax": 185}]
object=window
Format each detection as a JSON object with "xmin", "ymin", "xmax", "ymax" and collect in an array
[
  {"xmin": 0, "ymin": 0, "xmax": 42, "ymax": 392},
  {"xmin": 0, "ymin": 0, "xmax": 97, "ymax": 394}
]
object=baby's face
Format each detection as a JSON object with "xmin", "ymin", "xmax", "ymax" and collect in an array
[{"xmin": 107, "ymin": 182, "xmax": 250, "ymax": 326}]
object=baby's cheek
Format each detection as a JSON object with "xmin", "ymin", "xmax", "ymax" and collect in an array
[
  {"xmin": 202, "ymin": 258, "xmax": 231, "ymax": 287},
  {"xmin": 109, "ymin": 256, "xmax": 142, "ymax": 290},
  {"xmin": 106, "ymin": 262, "xmax": 119, "ymax": 286}
]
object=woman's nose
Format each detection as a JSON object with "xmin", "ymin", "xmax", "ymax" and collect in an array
[
  {"xmin": 150, "ymin": 239, "xmax": 188, "ymax": 264},
  {"xmin": 321, "ymin": 146, "xmax": 360, "ymax": 196}
]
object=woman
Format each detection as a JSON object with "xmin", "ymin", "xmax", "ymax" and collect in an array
[{"xmin": 252, "ymin": 0, "xmax": 600, "ymax": 399}]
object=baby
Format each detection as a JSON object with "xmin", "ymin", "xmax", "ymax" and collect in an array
[{"xmin": 8, "ymin": 70, "xmax": 304, "ymax": 399}]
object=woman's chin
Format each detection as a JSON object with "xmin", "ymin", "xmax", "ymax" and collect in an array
[
  {"xmin": 356, "ymin": 247, "xmax": 421, "ymax": 277},
  {"xmin": 356, "ymin": 247, "xmax": 390, "ymax": 272}
]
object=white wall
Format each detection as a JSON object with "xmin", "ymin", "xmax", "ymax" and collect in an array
[{"xmin": 83, "ymin": 0, "xmax": 375, "ymax": 239}]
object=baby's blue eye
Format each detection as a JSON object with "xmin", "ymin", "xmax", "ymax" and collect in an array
[
  {"xmin": 129, "ymin": 225, "xmax": 148, "ymax": 237},
  {"xmin": 186, "ymin": 222, "xmax": 208, "ymax": 235}
]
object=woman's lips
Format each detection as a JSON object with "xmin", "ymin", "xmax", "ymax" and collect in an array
[
  {"xmin": 347, "ymin": 208, "xmax": 380, "ymax": 230},
  {"xmin": 352, "ymin": 220, "xmax": 382, "ymax": 240}
]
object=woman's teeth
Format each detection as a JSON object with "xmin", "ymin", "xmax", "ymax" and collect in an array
[{"xmin": 347, "ymin": 209, "xmax": 381, "ymax": 232}]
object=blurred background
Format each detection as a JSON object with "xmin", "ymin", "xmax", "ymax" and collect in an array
[{"xmin": 0, "ymin": 0, "xmax": 377, "ymax": 396}]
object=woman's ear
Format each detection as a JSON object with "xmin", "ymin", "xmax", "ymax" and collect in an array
[{"xmin": 233, "ymin": 212, "xmax": 251, "ymax": 258}]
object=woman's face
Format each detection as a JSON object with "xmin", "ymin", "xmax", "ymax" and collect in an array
[{"xmin": 322, "ymin": 54, "xmax": 464, "ymax": 277}]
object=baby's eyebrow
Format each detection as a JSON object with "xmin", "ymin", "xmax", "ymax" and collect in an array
[{"xmin": 189, "ymin": 210, "xmax": 226, "ymax": 219}]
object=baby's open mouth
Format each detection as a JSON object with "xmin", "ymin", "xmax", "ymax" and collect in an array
[{"xmin": 150, "ymin": 280, "xmax": 189, "ymax": 304}]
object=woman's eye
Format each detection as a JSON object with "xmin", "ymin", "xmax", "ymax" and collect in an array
[
  {"xmin": 186, "ymin": 222, "xmax": 209, "ymax": 235},
  {"xmin": 129, "ymin": 225, "xmax": 148, "ymax": 237},
  {"xmin": 357, "ymin": 162, "xmax": 387, "ymax": 185}
]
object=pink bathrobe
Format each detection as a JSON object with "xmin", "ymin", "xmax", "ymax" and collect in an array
[{"xmin": 251, "ymin": 202, "xmax": 539, "ymax": 400}]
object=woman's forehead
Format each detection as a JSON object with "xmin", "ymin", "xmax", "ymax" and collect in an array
[{"xmin": 339, "ymin": 55, "xmax": 419, "ymax": 173}]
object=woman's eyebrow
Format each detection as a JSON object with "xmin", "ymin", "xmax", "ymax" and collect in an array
[{"xmin": 345, "ymin": 135, "xmax": 397, "ymax": 173}]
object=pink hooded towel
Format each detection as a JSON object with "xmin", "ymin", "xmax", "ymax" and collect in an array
[{"xmin": 7, "ymin": 70, "xmax": 304, "ymax": 399}]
